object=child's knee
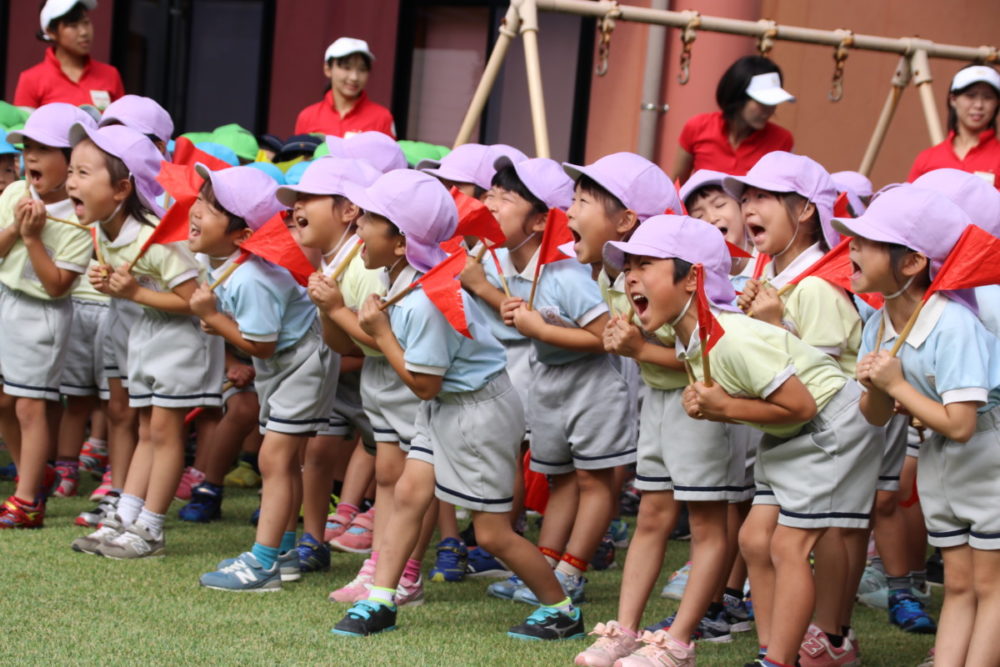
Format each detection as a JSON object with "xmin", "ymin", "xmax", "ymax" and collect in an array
[
  {"xmin": 874, "ymin": 490, "xmax": 898, "ymax": 518},
  {"xmin": 636, "ymin": 492, "xmax": 675, "ymax": 532},
  {"xmin": 472, "ymin": 515, "xmax": 510, "ymax": 553},
  {"xmin": 739, "ymin": 523, "xmax": 772, "ymax": 564},
  {"xmin": 393, "ymin": 469, "xmax": 433, "ymax": 508},
  {"xmin": 14, "ymin": 397, "xmax": 45, "ymax": 424}
]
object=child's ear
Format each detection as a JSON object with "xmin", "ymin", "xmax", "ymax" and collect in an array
[
  {"xmin": 796, "ymin": 201, "xmax": 817, "ymax": 224},
  {"xmin": 901, "ymin": 251, "xmax": 929, "ymax": 278},
  {"xmin": 111, "ymin": 177, "xmax": 133, "ymax": 204},
  {"xmin": 341, "ymin": 200, "xmax": 361, "ymax": 222},
  {"xmin": 394, "ymin": 234, "xmax": 408, "ymax": 258},
  {"xmin": 529, "ymin": 211, "xmax": 548, "ymax": 234},
  {"xmin": 615, "ymin": 209, "xmax": 639, "ymax": 237},
  {"xmin": 683, "ymin": 265, "xmax": 699, "ymax": 294},
  {"xmin": 323, "ymin": 61, "xmax": 334, "ymax": 78},
  {"xmin": 232, "ymin": 227, "xmax": 253, "ymax": 246}
]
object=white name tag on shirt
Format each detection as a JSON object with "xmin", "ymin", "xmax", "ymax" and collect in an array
[
  {"xmin": 973, "ymin": 171, "xmax": 996, "ymax": 186},
  {"xmin": 90, "ymin": 90, "xmax": 111, "ymax": 110}
]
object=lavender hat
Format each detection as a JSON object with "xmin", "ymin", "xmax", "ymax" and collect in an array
[
  {"xmin": 679, "ymin": 169, "xmax": 731, "ymax": 205},
  {"xmin": 724, "ymin": 151, "xmax": 839, "ymax": 250},
  {"xmin": 343, "ymin": 170, "xmax": 457, "ymax": 272},
  {"xmin": 8, "ymin": 103, "xmax": 96, "ymax": 148},
  {"xmin": 69, "ymin": 123, "xmax": 165, "ymax": 217},
  {"xmin": 604, "ymin": 214, "xmax": 740, "ymax": 311},
  {"xmin": 563, "ymin": 152, "xmax": 680, "ymax": 221},
  {"xmin": 913, "ymin": 168, "xmax": 1000, "ymax": 237},
  {"xmin": 194, "ymin": 164, "xmax": 284, "ymax": 231},
  {"xmin": 275, "ymin": 156, "xmax": 381, "ymax": 207},
  {"xmin": 325, "ymin": 131, "xmax": 407, "ymax": 174},
  {"xmin": 100, "ymin": 95, "xmax": 174, "ymax": 144},
  {"xmin": 420, "ymin": 143, "xmax": 529, "ymax": 191},
  {"xmin": 494, "ymin": 156, "xmax": 574, "ymax": 210}
]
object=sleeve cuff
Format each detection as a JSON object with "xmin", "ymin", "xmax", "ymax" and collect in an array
[
  {"xmin": 760, "ymin": 364, "xmax": 796, "ymax": 399},
  {"xmin": 941, "ymin": 387, "xmax": 988, "ymax": 406},
  {"xmin": 166, "ymin": 269, "xmax": 199, "ymax": 289},
  {"xmin": 814, "ymin": 345, "xmax": 842, "ymax": 358},
  {"xmin": 405, "ymin": 361, "xmax": 448, "ymax": 377},
  {"xmin": 241, "ymin": 332, "xmax": 279, "ymax": 343},
  {"xmin": 55, "ymin": 260, "xmax": 87, "ymax": 274},
  {"xmin": 576, "ymin": 303, "xmax": 609, "ymax": 327}
]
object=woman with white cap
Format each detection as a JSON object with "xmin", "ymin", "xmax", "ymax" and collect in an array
[
  {"xmin": 908, "ymin": 64, "xmax": 1000, "ymax": 188},
  {"xmin": 673, "ymin": 55, "xmax": 795, "ymax": 182}
]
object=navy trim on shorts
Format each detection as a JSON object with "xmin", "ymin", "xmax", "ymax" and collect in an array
[
  {"xmin": 928, "ymin": 527, "xmax": 970, "ymax": 538},
  {"xmin": 754, "ymin": 489, "xmax": 775, "ymax": 497},
  {"xmin": 635, "ymin": 474, "xmax": 672, "ymax": 483},
  {"xmin": 60, "ymin": 382, "xmax": 99, "ymax": 390},
  {"xmin": 128, "ymin": 391, "xmax": 223, "ymax": 401},
  {"xmin": 878, "ymin": 475, "xmax": 900, "ymax": 481},
  {"xmin": 530, "ymin": 455, "xmax": 574, "ymax": 467},
  {"xmin": 409, "ymin": 445, "xmax": 432, "ymax": 456},
  {"xmin": 673, "ymin": 484, "xmax": 745, "ymax": 492},
  {"xmin": 3, "ymin": 379, "xmax": 59, "ymax": 393},
  {"xmin": 435, "ymin": 481, "xmax": 512, "ymax": 505},
  {"xmin": 268, "ymin": 416, "xmax": 327, "ymax": 425},
  {"xmin": 970, "ymin": 530, "xmax": 1000, "ymax": 539},
  {"xmin": 780, "ymin": 509, "xmax": 870, "ymax": 520},
  {"xmin": 573, "ymin": 447, "xmax": 638, "ymax": 462}
]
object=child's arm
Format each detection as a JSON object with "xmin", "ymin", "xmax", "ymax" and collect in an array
[
  {"xmin": 19, "ymin": 200, "xmax": 81, "ymax": 297},
  {"xmin": 603, "ymin": 316, "xmax": 686, "ymax": 371},
  {"xmin": 224, "ymin": 349, "xmax": 256, "ymax": 388},
  {"xmin": 856, "ymin": 351, "xmax": 895, "ymax": 426},
  {"xmin": 507, "ymin": 299, "xmax": 606, "ymax": 354},
  {"xmin": 358, "ymin": 294, "xmax": 442, "ymax": 400},
  {"xmin": 682, "ymin": 376, "xmax": 818, "ymax": 425},
  {"xmin": 307, "ymin": 272, "xmax": 378, "ymax": 354},
  {"xmin": 190, "ymin": 283, "xmax": 278, "ymax": 359},
  {"xmin": 0, "ymin": 208, "xmax": 20, "ymax": 258},
  {"xmin": 460, "ymin": 256, "xmax": 506, "ymax": 313},
  {"xmin": 868, "ymin": 349, "xmax": 979, "ymax": 442},
  {"xmin": 107, "ymin": 267, "xmax": 198, "ymax": 315}
]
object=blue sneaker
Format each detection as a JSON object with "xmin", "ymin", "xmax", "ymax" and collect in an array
[
  {"xmin": 466, "ymin": 547, "xmax": 511, "ymax": 578},
  {"xmin": 508, "ymin": 605, "xmax": 585, "ymax": 640},
  {"xmin": 296, "ymin": 532, "xmax": 331, "ymax": 573},
  {"xmin": 278, "ymin": 549, "xmax": 301, "ymax": 582},
  {"xmin": 660, "ymin": 561, "xmax": 691, "ymax": 600},
  {"xmin": 487, "ymin": 575, "xmax": 525, "ymax": 600},
  {"xmin": 249, "ymin": 506, "xmax": 260, "ymax": 525},
  {"xmin": 331, "ymin": 599, "xmax": 397, "ymax": 637},
  {"xmin": 0, "ymin": 463, "xmax": 16, "ymax": 480},
  {"xmin": 200, "ymin": 552, "xmax": 280, "ymax": 592},
  {"xmin": 888, "ymin": 591, "xmax": 937, "ymax": 634},
  {"xmin": 608, "ymin": 518, "xmax": 630, "ymax": 548},
  {"xmin": 178, "ymin": 482, "xmax": 223, "ymax": 522},
  {"xmin": 591, "ymin": 534, "xmax": 616, "ymax": 571},
  {"xmin": 429, "ymin": 537, "xmax": 467, "ymax": 582},
  {"xmin": 513, "ymin": 569, "xmax": 585, "ymax": 605}
]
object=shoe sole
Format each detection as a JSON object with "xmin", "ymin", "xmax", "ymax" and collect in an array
[
  {"xmin": 661, "ymin": 589, "xmax": 686, "ymax": 600},
  {"xmin": 429, "ymin": 572, "xmax": 464, "ymax": 583},
  {"xmin": 466, "ymin": 568, "xmax": 512, "ymax": 578},
  {"xmin": 507, "ymin": 631, "xmax": 586, "ymax": 641},
  {"xmin": 330, "ymin": 625, "xmax": 397, "ymax": 637},
  {"xmin": 281, "ymin": 571, "xmax": 302, "ymax": 583},
  {"xmin": 699, "ymin": 633, "xmax": 733, "ymax": 644},
  {"xmin": 100, "ymin": 551, "xmax": 166, "ymax": 560},
  {"xmin": 729, "ymin": 620, "xmax": 753, "ymax": 633},
  {"xmin": 201, "ymin": 583, "xmax": 281, "ymax": 593}
]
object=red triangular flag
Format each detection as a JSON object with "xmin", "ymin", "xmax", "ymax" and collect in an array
[
  {"xmin": 925, "ymin": 224, "xmax": 1000, "ymax": 301},
  {"xmin": 157, "ymin": 160, "xmax": 203, "ymax": 202},
  {"xmin": 784, "ymin": 238, "xmax": 883, "ymax": 308},
  {"xmin": 239, "ymin": 213, "xmax": 315, "ymax": 286},
  {"xmin": 449, "ymin": 187, "xmax": 506, "ymax": 247},
  {"xmin": 751, "ymin": 252, "xmax": 771, "ymax": 280},
  {"xmin": 833, "ymin": 192, "xmax": 853, "ymax": 219},
  {"xmin": 130, "ymin": 201, "xmax": 191, "ymax": 266},
  {"xmin": 537, "ymin": 208, "xmax": 573, "ymax": 267},
  {"xmin": 726, "ymin": 241, "xmax": 752, "ymax": 258},
  {"xmin": 415, "ymin": 251, "xmax": 471, "ymax": 338},
  {"xmin": 172, "ymin": 136, "xmax": 231, "ymax": 171},
  {"xmin": 695, "ymin": 264, "xmax": 725, "ymax": 355}
]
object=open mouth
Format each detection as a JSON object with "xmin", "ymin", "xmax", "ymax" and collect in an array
[
  {"xmin": 747, "ymin": 223, "xmax": 766, "ymax": 244},
  {"xmin": 27, "ymin": 169, "xmax": 42, "ymax": 183},
  {"xmin": 189, "ymin": 224, "xmax": 201, "ymax": 239},
  {"xmin": 69, "ymin": 196, "xmax": 85, "ymax": 218},
  {"xmin": 295, "ymin": 215, "xmax": 309, "ymax": 229},
  {"xmin": 630, "ymin": 293, "xmax": 649, "ymax": 314}
]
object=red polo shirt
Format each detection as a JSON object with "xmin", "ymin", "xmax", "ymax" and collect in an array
[
  {"xmin": 908, "ymin": 130, "xmax": 1000, "ymax": 189},
  {"xmin": 679, "ymin": 111, "xmax": 794, "ymax": 175},
  {"xmin": 13, "ymin": 47, "xmax": 124, "ymax": 110},
  {"xmin": 294, "ymin": 90, "xmax": 395, "ymax": 138}
]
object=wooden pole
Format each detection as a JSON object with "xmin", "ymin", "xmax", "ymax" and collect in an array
[
  {"xmin": 859, "ymin": 57, "xmax": 911, "ymax": 176},
  {"xmin": 519, "ymin": 0, "xmax": 552, "ymax": 158},
  {"xmin": 889, "ymin": 300, "xmax": 926, "ymax": 357},
  {"xmin": 329, "ymin": 239, "xmax": 363, "ymax": 283},
  {"xmin": 46, "ymin": 214, "xmax": 89, "ymax": 230},
  {"xmin": 209, "ymin": 261, "xmax": 241, "ymax": 291},
  {"xmin": 910, "ymin": 49, "xmax": 945, "ymax": 146}
]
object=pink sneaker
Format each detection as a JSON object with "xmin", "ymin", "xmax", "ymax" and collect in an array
[
  {"xmin": 615, "ymin": 630, "xmax": 695, "ymax": 667},
  {"xmin": 89, "ymin": 468, "xmax": 113, "ymax": 502},
  {"xmin": 575, "ymin": 621, "xmax": 641, "ymax": 667},
  {"xmin": 53, "ymin": 464, "xmax": 79, "ymax": 498},
  {"xmin": 324, "ymin": 505, "xmax": 358, "ymax": 545},
  {"xmin": 175, "ymin": 467, "xmax": 205, "ymax": 501},
  {"xmin": 329, "ymin": 507, "xmax": 374, "ymax": 554},
  {"xmin": 396, "ymin": 574, "xmax": 425, "ymax": 607},
  {"xmin": 798, "ymin": 624, "xmax": 860, "ymax": 667},
  {"xmin": 329, "ymin": 557, "xmax": 376, "ymax": 603}
]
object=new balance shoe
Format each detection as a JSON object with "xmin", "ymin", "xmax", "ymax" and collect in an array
[
  {"xmin": 278, "ymin": 549, "xmax": 301, "ymax": 582},
  {"xmin": 296, "ymin": 532, "xmax": 331, "ymax": 573},
  {"xmin": 888, "ymin": 591, "xmax": 936, "ymax": 634},
  {"xmin": 508, "ymin": 605, "xmax": 585, "ymax": 641},
  {"xmin": 175, "ymin": 466, "xmax": 205, "ymax": 501},
  {"xmin": 0, "ymin": 495, "xmax": 44, "ymax": 529},
  {"xmin": 89, "ymin": 468, "xmax": 113, "ymax": 502},
  {"xmin": 329, "ymin": 507, "xmax": 374, "ymax": 554},
  {"xmin": 396, "ymin": 575, "xmax": 425, "ymax": 607},
  {"xmin": 660, "ymin": 562, "xmax": 692, "ymax": 600},
  {"xmin": 76, "ymin": 493, "xmax": 119, "ymax": 527},
  {"xmin": 331, "ymin": 600, "xmax": 397, "ymax": 637},
  {"xmin": 608, "ymin": 518, "xmax": 630, "ymax": 548},
  {"xmin": 200, "ymin": 552, "xmax": 281, "ymax": 592},
  {"xmin": 617, "ymin": 630, "xmax": 696, "ymax": 666},
  {"xmin": 429, "ymin": 537, "xmax": 467, "ymax": 582},
  {"xmin": 723, "ymin": 592, "xmax": 753, "ymax": 633},
  {"xmin": 798, "ymin": 624, "xmax": 859, "ymax": 667},
  {"xmin": 487, "ymin": 575, "xmax": 526, "ymax": 601},
  {"xmin": 513, "ymin": 569, "xmax": 585, "ymax": 605},
  {"xmin": 329, "ymin": 557, "xmax": 376, "ymax": 603},
  {"xmin": 223, "ymin": 460, "xmax": 261, "ymax": 488},
  {"xmin": 575, "ymin": 620, "xmax": 641, "ymax": 666},
  {"xmin": 79, "ymin": 440, "xmax": 108, "ymax": 478},
  {"xmin": 178, "ymin": 482, "xmax": 223, "ymax": 523},
  {"xmin": 98, "ymin": 522, "xmax": 165, "ymax": 559},
  {"xmin": 324, "ymin": 505, "xmax": 358, "ymax": 544},
  {"xmin": 71, "ymin": 514, "xmax": 124, "ymax": 554},
  {"xmin": 53, "ymin": 464, "xmax": 80, "ymax": 497},
  {"xmin": 466, "ymin": 547, "xmax": 512, "ymax": 578}
]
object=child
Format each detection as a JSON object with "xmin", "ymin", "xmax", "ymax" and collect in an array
[
  {"xmin": 840, "ymin": 184, "xmax": 1000, "ymax": 666},
  {"xmin": 419, "ymin": 142, "xmax": 527, "ymax": 198},
  {"xmin": 0, "ymin": 130, "xmax": 20, "ymax": 194},
  {"xmin": 325, "ymin": 131, "xmax": 407, "ymax": 174},
  {"xmin": 0, "ymin": 103, "xmax": 96, "ymax": 528},
  {"xmin": 605, "ymin": 214, "xmax": 880, "ymax": 667},
  {"xmin": 331, "ymin": 169, "xmax": 582, "ymax": 640},
  {"xmin": 191, "ymin": 165, "xmax": 340, "ymax": 590}
]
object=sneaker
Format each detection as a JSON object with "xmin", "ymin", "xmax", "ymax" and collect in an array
[
  {"xmin": 329, "ymin": 507, "xmax": 374, "ymax": 554},
  {"xmin": 396, "ymin": 574, "xmax": 425, "ymax": 607},
  {"xmin": 508, "ymin": 605, "xmax": 585, "ymax": 641},
  {"xmin": 175, "ymin": 466, "xmax": 205, "ymax": 501},
  {"xmin": 71, "ymin": 514, "xmax": 124, "ymax": 554},
  {"xmin": 925, "ymin": 549, "xmax": 943, "ymax": 587},
  {"xmin": 296, "ymin": 532, "xmax": 331, "ymax": 573},
  {"xmin": 855, "ymin": 565, "xmax": 889, "ymax": 608},
  {"xmin": 660, "ymin": 562, "xmax": 692, "ymax": 600},
  {"xmin": 79, "ymin": 441, "xmax": 108, "ymax": 478},
  {"xmin": 178, "ymin": 482, "xmax": 223, "ymax": 523},
  {"xmin": 466, "ymin": 546, "xmax": 512, "ymax": 578},
  {"xmin": 487, "ymin": 574, "xmax": 526, "ymax": 600},
  {"xmin": 200, "ymin": 552, "xmax": 281, "ymax": 592},
  {"xmin": 916, "ymin": 647, "xmax": 935, "ymax": 667},
  {"xmin": 608, "ymin": 518, "xmax": 630, "ymax": 548},
  {"xmin": 617, "ymin": 629, "xmax": 696, "ymax": 666},
  {"xmin": 429, "ymin": 537, "xmax": 468, "ymax": 582},
  {"xmin": 97, "ymin": 521, "xmax": 165, "ymax": 559},
  {"xmin": 620, "ymin": 480, "xmax": 641, "ymax": 517},
  {"xmin": 324, "ymin": 505, "xmax": 358, "ymax": 544},
  {"xmin": 76, "ymin": 493, "xmax": 120, "ymax": 527},
  {"xmin": 723, "ymin": 593, "xmax": 753, "ymax": 633},
  {"xmin": 888, "ymin": 591, "xmax": 936, "ymax": 634},
  {"xmin": 513, "ymin": 569, "xmax": 586, "ymax": 605},
  {"xmin": 592, "ymin": 535, "xmax": 617, "ymax": 571},
  {"xmin": 329, "ymin": 557, "xmax": 376, "ymax": 603},
  {"xmin": 575, "ymin": 621, "xmax": 641, "ymax": 666},
  {"xmin": 249, "ymin": 505, "xmax": 260, "ymax": 525},
  {"xmin": 223, "ymin": 460, "xmax": 261, "ymax": 488},
  {"xmin": 798, "ymin": 624, "xmax": 859, "ymax": 667},
  {"xmin": 53, "ymin": 464, "xmax": 80, "ymax": 497},
  {"xmin": 0, "ymin": 495, "xmax": 44, "ymax": 529},
  {"xmin": 643, "ymin": 610, "xmax": 731, "ymax": 643},
  {"xmin": 89, "ymin": 468, "xmax": 113, "ymax": 502},
  {"xmin": 278, "ymin": 549, "xmax": 301, "ymax": 582},
  {"xmin": 331, "ymin": 600, "xmax": 397, "ymax": 637}
]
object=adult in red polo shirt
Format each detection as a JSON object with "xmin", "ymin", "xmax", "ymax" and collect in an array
[
  {"xmin": 908, "ymin": 65, "xmax": 1000, "ymax": 189},
  {"xmin": 294, "ymin": 37, "xmax": 396, "ymax": 138},
  {"xmin": 674, "ymin": 56, "xmax": 794, "ymax": 181},
  {"xmin": 14, "ymin": 0, "xmax": 124, "ymax": 110}
]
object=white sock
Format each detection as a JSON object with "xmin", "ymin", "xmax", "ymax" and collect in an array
[
  {"xmin": 556, "ymin": 560, "xmax": 584, "ymax": 578},
  {"xmin": 87, "ymin": 437, "xmax": 107, "ymax": 449},
  {"xmin": 136, "ymin": 508, "xmax": 165, "ymax": 538},
  {"xmin": 117, "ymin": 493, "xmax": 144, "ymax": 526}
]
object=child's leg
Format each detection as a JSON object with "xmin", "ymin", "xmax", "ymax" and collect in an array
[
  {"xmin": 122, "ymin": 408, "xmax": 153, "ymax": 501},
  {"xmin": 668, "ymin": 500, "xmax": 729, "ymax": 642},
  {"xmin": 812, "ymin": 528, "xmax": 848, "ymax": 634},
  {"xmin": 935, "ymin": 544, "xmax": 975, "ymax": 665},
  {"xmin": 106, "ymin": 378, "xmax": 137, "ymax": 490},
  {"xmin": 338, "ymin": 441, "xmax": 375, "ymax": 509},
  {"xmin": 256, "ymin": 430, "xmax": 308, "ymax": 548},
  {"xmin": 302, "ymin": 433, "xmax": 347, "ymax": 540},
  {"xmin": 371, "ymin": 458, "xmax": 437, "ymax": 590},
  {"xmin": 967, "ymin": 547, "xmax": 1000, "ymax": 666},
  {"xmin": 900, "ymin": 457, "xmax": 929, "ymax": 576},
  {"xmin": 437, "ymin": 502, "xmax": 461, "ymax": 541},
  {"xmin": 766, "ymin": 524, "xmax": 826, "ymax": 665},
  {"xmin": 839, "ymin": 527, "xmax": 868, "ymax": 630},
  {"xmin": 474, "ymin": 510, "xmax": 565, "ymax": 605},
  {"xmin": 558, "ymin": 468, "xmax": 616, "ymax": 567},
  {"xmin": 12, "ymin": 397, "xmax": 51, "ymax": 502},
  {"xmin": 0, "ymin": 390, "xmax": 21, "ymax": 464},
  {"xmin": 142, "ymin": 406, "xmax": 187, "ymax": 515},
  {"xmin": 372, "ymin": 442, "xmax": 406, "ymax": 553},
  {"xmin": 191, "ymin": 408, "xmax": 222, "ymax": 473},
  {"xmin": 57, "ymin": 395, "xmax": 96, "ymax": 461},
  {"xmin": 872, "ymin": 489, "xmax": 910, "ymax": 582},
  {"xmin": 725, "ymin": 501, "xmax": 752, "ymax": 592},
  {"xmin": 200, "ymin": 392, "xmax": 259, "ymax": 485},
  {"xmin": 616, "ymin": 490, "xmax": 678, "ymax": 630},
  {"xmin": 537, "ymin": 471, "xmax": 578, "ymax": 558},
  {"xmin": 739, "ymin": 505, "xmax": 779, "ymax": 650}
]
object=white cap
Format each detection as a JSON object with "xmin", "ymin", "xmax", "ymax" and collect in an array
[
  {"xmin": 950, "ymin": 65, "xmax": 1000, "ymax": 93},
  {"xmin": 324, "ymin": 37, "xmax": 375, "ymax": 64},
  {"xmin": 745, "ymin": 72, "xmax": 795, "ymax": 106},
  {"xmin": 40, "ymin": 0, "xmax": 96, "ymax": 36}
]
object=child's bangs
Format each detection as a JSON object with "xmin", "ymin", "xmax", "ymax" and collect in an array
[{"xmin": 576, "ymin": 174, "xmax": 626, "ymax": 216}]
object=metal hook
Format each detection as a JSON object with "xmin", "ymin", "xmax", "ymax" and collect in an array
[
  {"xmin": 677, "ymin": 13, "xmax": 701, "ymax": 85},
  {"xmin": 594, "ymin": 1, "xmax": 622, "ymax": 77},
  {"xmin": 757, "ymin": 19, "xmax": 778, "ymax": 56},
  {"xmin": 829, "ymin": 31, "xmax": 854, "ymax": 102}
]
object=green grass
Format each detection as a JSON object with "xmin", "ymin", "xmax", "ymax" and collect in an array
[{"xmin": 0, "ymin": 463, "xmax": 937, "ymax": 666}]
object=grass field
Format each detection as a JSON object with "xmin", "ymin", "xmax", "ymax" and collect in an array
[{"xmin": 0, "ymin": 461, "xmax": 937, "ymax": 666}]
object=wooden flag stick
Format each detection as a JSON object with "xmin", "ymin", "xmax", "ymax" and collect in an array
[
  {"xmin": 684, "ymin": 360, "xmax": 697, "ymax": 385},
  {"xmin": 474, "ymin": 244, "xmax": 489, "ymax": 262},
  {"xmin": 527, "ymin": 265, "xmax": 543, "ymax": 310},
  {"xmin": 889, "ymin": 300, "xmax": 926, "ymax": 357},
  {"xmin": 486, "ymin": 246, "xmax": 511, "ymax": 297},
  {"xmin": 378, "ymin": 284, "xmax": 415, "ymax": 311},
  {"xmin": 747, "ymin": 282, "xmax": 792, "ymax": 318},
  {"xmin": 329, "ymin": 239, "xmax": 363, "ymax": 283},
  {"xmin": 209, "ymin": 261, "xmax": 241, "ymax": 291},
  {"xmin": 46, "ymin": 214, "xmax": 89, "ymax": 230}
]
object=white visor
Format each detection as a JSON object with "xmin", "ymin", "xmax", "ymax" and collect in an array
[
  {"xmin": 746, "ymin": 72, "xmax": 795, "ymax": 106},
  {"xmin": 950, "ymin": 66, "xmax": 1000, "ymax": 93}
]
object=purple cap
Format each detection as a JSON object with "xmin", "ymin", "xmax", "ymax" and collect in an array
[
  {"xmin": 723, "ymin": 151, "xmax": 839, "ymax": 250},
  {"xmin": 418, "ymin": 143, "xmax": 489, "ymax": 187},
  {"xmin": 831, "ymin": 171, "xmax": 873, "ymax": 198},
  {"xmin": 604, "ymin": 215, "xmax": 740, "ymax": 311},
  {"xmin": 194, "ymin": 164, "xmax": 284, "ymax": 231},
  {"xmin": 913, "ymin": 168, "xmax": 1000, "ymax": 237},
  {"xmin": 275, "ymin": 156, "xmax": 381, "ymax": 207},
  {"xmin": 100, "ymin": 95, "xmax": 174, "ymax": 144},
  {"xmin": 325, "ymin": 131, "xmax": 407, "ymax": 174},
  {"xmin": 494, "ymin": 156, "xmax": 574, "ymax": 210},
  {"xmin": 679, "ymin": 169, "xmax": 730, "ymax": 205},
  {"xmin": 69, "ymin": 123, "xmax": 165, "ymax": 217},
  {"xmin": 343, "ymin": 170, "xmax": 457, "ymax": 272},
  {"xmin": 563, "ymin": 152, "xmax": 680, "ymax": 221},
  {"xmin": 8, "ymin": 103, "xmax": 96, "ymax": 148}
]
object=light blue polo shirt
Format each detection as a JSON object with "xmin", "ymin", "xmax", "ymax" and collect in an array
[
  {"xmin": 477, "ymin": 246, "xmax": 528, "ymax": 345},
  {"xmin": 388, "ymin": 266, "xmax": 507, "ymax": 394},
  {"xmin": 859, "ymin": 295, "xmax": 1000, "ymax": 413},
  {"xmin": 976, "ymin": 285, "xmax": 1000, "ymax": 338},
  {"xmin": 213, "ymin": 254, "xmax": 317, "ymax": 352}
]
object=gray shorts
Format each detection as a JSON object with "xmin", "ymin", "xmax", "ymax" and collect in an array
[
  {"xmin": 127, "ymin": 311, "xmax": 225, "ymax": 409},
  {"xmin": 318, "ymin": 370, "xmax": 376, "ymax": 452},
  {"xmin": 528, "ymin": 354, "xmax": 637, "ymax": 475},
  {"xmin": 360, "ymin": 355, "xmax": 420, "ymax": 451},
  {"xmin": 505, "ymin": 339, "xmax": 534, "ymax": 436},
  {"xmin": 254, "ymin": 325, "xmax": 339, "ymax": 435},
  {"xmin": 60, "ymin": 299, "xmax": 109, "ymax": 397},
  {"xmin": 919, "ymin": 406, "xmax": 1000, "ymax": 550},
  {"xmin": 407, "ymin": 372, "xmax": 525, "ymax": 513},
  {"xmin": 726, "ymin": 422, "xmax": 759, "ymax": 503},
  {"xmin": 101, "ymin": 298, "xmax": 142, "ymax": 387},
  {"xmin": 634, "ymin": 387, "xmax": 735, "ymax": 501},
  {"xmin": 0, "ymin": 285, "xmax": 72, "ymax": 402},
  {"xmin": 754, "ymin": 381, "xmax": 882, "ymax": 530},
  {"xmin": 906, "ymin": 421, "xmax": 927, "ymax": 459},
  {"xmin": 877, "ymin": 414, "xmax": 909, "ymax": 492}
]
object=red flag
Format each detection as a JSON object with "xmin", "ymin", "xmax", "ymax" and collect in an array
[
  {"xmin": 449, "ymin": 186, "xmax": 506, "ymax": 247},
  {"xmin": 925, "ymin": 224, "xmax": 1000, "ymax": 300},
  {"xmin": 833, "ymin": 192, "xmax": 853, "ymax": 219},
  {"xmin": 171, "ymin": 136, "xmax": 231, "ymax": 171},
  {"xmin": 157, "ymin": 161, "xmax": 203, "ymax": 201},
  {"xmin": 239, "ymin": 213, "xmax": 315, "ymax": 286},
  {"xmin": 783, "ymin": 238, "xmax": 884, "ymax": 308},
  {"xmin": 695, "ymin": 264, "xmax": 725, "ymax": 355},
  {"xmin": 726, "ymin": 241, "xmax": 752, "ymax": 258},
  {"xmin": 751, "ymin": 252, "xmax": 771, "ymax": 280},
  {"xmin": 415, "ymin": 251, "xmax": 471, "ymax": 338},
  {"xmin": 537, "ymin": 208, "xmax": 573, "ymax": 266}
]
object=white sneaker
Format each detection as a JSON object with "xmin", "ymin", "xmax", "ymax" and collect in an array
[{"xmin": 97, "ymin": 521, "xmax": 165, "ymax": 559}]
